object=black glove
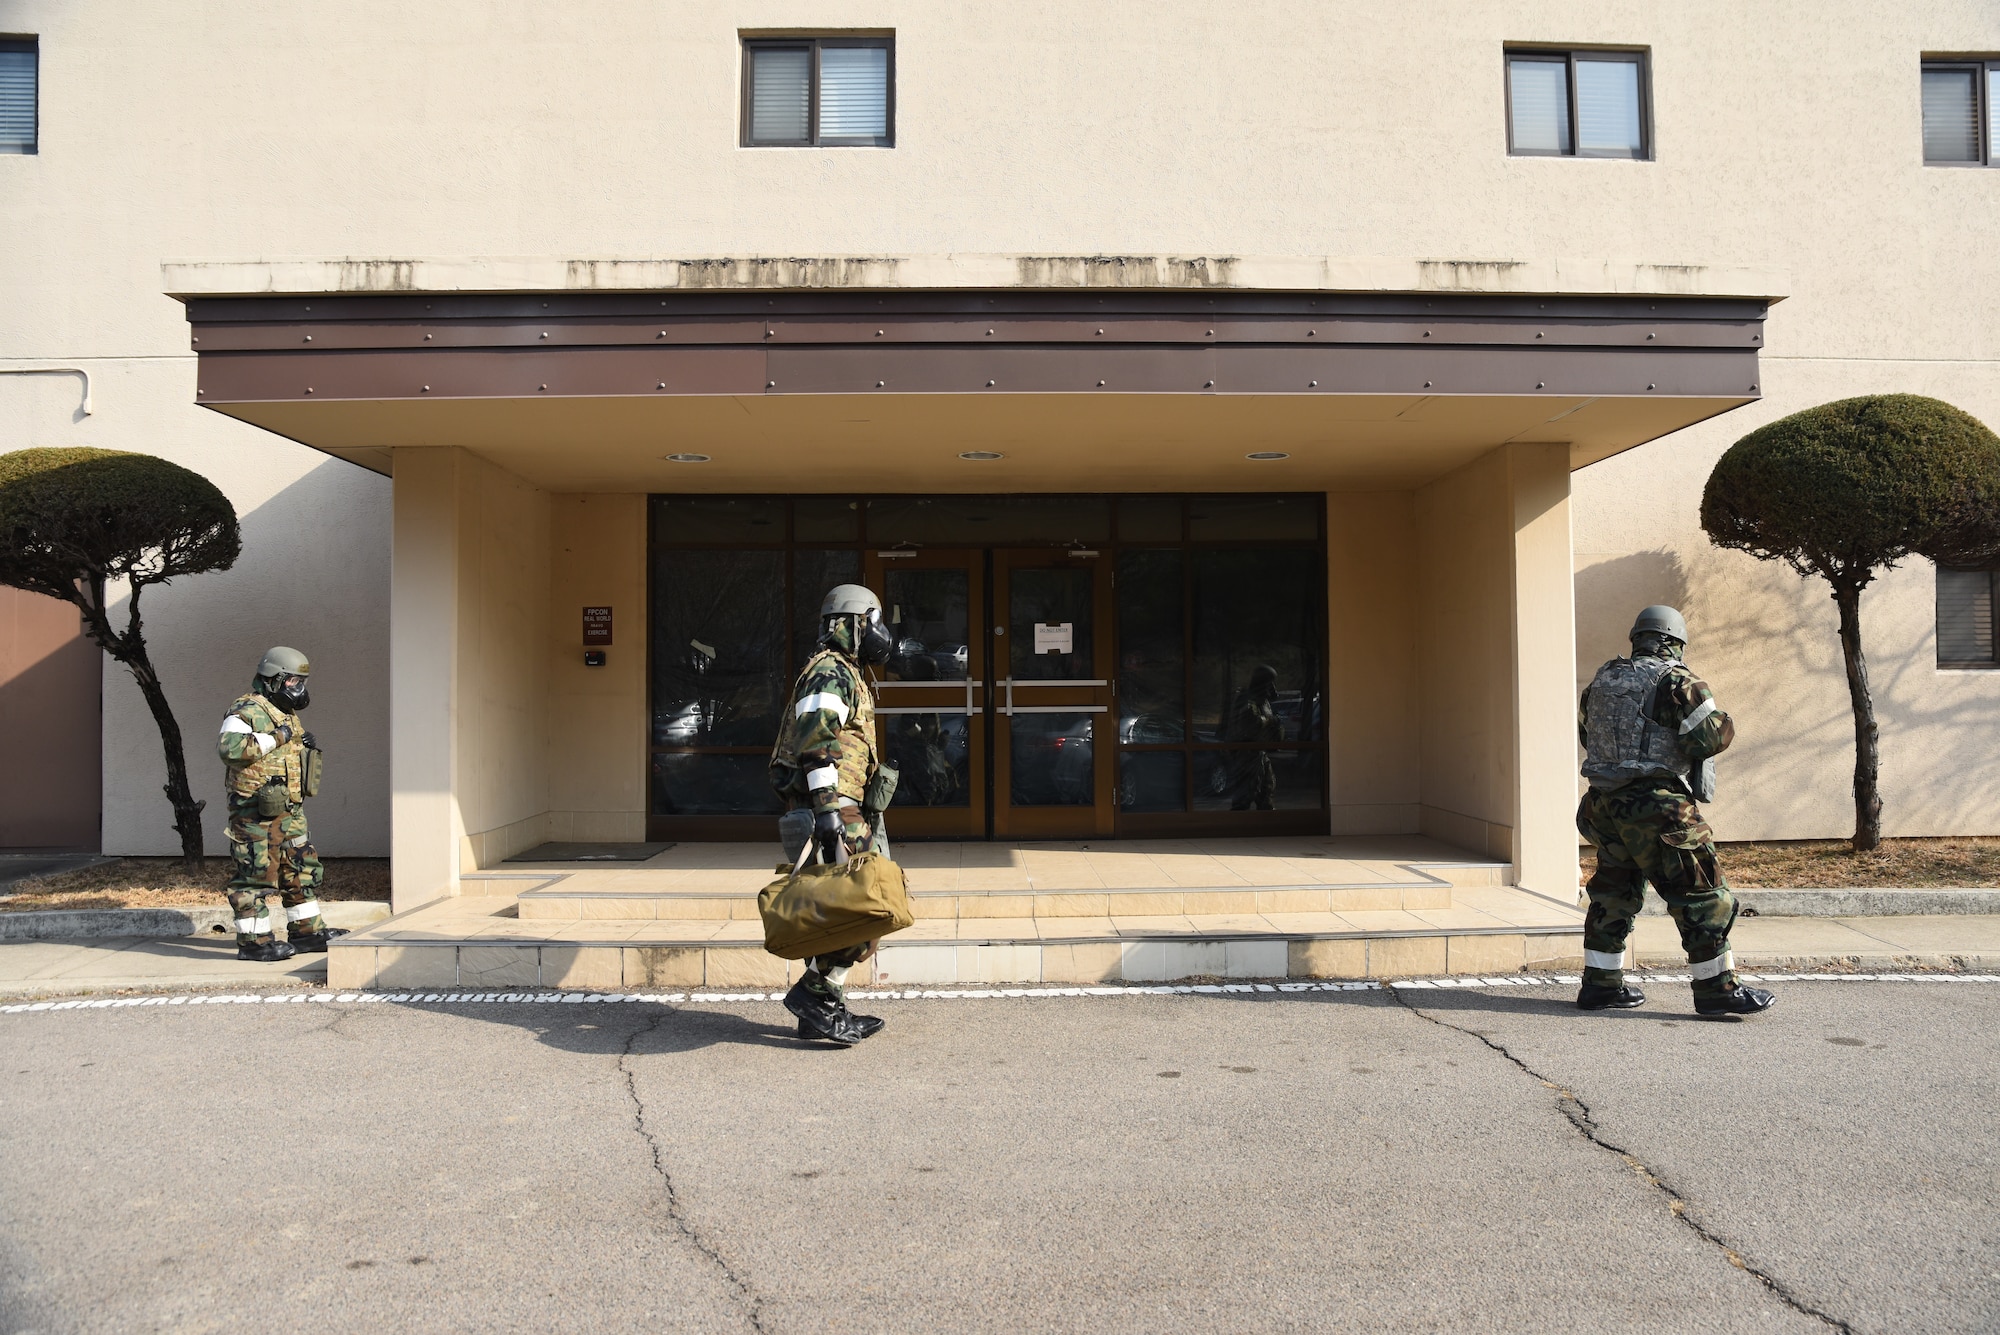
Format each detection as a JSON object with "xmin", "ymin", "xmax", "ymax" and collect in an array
[
  {"xmin": 272, "ymin": 724, "xmax": 293, "ymax": 746},
  {"xmin": 812, "ymin": 809, "xmax": 845, "ymax": 862},
  {"xmin": 301, "ymin": 731, "xmax": 319, "ymax": 751}
]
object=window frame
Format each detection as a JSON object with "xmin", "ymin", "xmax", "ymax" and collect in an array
[
  {"xmin": 0, "ymin": 35, "xmax": 37, "ymax": 156},
  {"xmin": 1921, "ymin": 58, "xmax": 1999, "ymax": 167},
  {"xmin": 1504, "ymin": 45, "xmax": 1652, "ymax": 161},
  {"xmin": 740, "ymin": 35, "xmax": 895, "ymax": 149},
  {"xmin": 1937, "ymin": 565, "xmax": 2000, "ymax": 669}
]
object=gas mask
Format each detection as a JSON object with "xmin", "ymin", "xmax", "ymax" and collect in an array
[
  {"xmin": 856, "ymin": 612, "xmax": 895, "ymax": 667},
  {"xmin": 265, "ymin": 674, "xmax": 311, "ymax": 712},
  {"xmin": 1630, "ymin": 632, "xmax": 1684, "ymax": 662}
]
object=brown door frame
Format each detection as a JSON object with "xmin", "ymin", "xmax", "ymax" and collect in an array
[
  {"xmin": 864, "ymin": 547, "xmax": 989, "ymax": 840},
  {"xmin": 991, "ymin": 548, "xmax": 1115, "ymax": 840}
]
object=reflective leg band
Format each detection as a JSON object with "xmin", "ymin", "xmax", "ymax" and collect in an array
[
  {"xmin": 826, "ymin": 965, "xmax": 851, "ymax": 990},
  {"xmin": 1583, "ymin": 949, "xmax": 1626, "ymax": 970},
  {"xmin": 235, "ymin": 917, "xmax": 262, "ymax": 934},
  {"xmin": 1690, "ymin": 951, "xmax": 1735, "ymax": 980},
  {"xmin": 285, "ymin": 900, "xmax": 322, "ymax": 922}
]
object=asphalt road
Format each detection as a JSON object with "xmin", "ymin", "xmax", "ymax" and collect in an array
[{"xmin": 1, "ymin": 983, "xmax": 1994, "ymax": 1334}]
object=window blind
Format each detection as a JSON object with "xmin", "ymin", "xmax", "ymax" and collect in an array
[
  {"xmin": 1989, "ymin": 67, "xmax": 1999, "ymax": 163},
  {"xmin": 1508, "ymin": 59, "xmax": 1570, "ymax": 154},
  {"xmin": 1575, "ymin": 58, "xmax": 1642, "ymax": 157},
  {"xmin": 1937, "ymin": 569, "xmax": 1996, "ymax": 664},
  {"xmin": 0, "ymin": 45, "xmax": 34, "ymax": 154},
  {"xmin": 1922, "ymin": 67, "xmax": 1980, "ymax": 162},
  {"xmin": 749, "ymin": 46, "xmax": 811, "ymax": 144},
  {"xmin": 817, "ymin": 46, "xmax": 888, "ymax": 141}
]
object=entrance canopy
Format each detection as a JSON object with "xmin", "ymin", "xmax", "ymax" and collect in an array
[{"xmin": 181, "ymin": 289, "xmax": 1766, "ymax": 490}]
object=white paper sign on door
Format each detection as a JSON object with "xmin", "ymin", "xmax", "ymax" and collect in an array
[{"xmin": 1033, "ymin": 622, "xmax": 1073, "ymax": 654}]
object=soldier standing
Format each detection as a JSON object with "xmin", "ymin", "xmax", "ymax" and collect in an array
[
  {"xmin": 1223, "ymin": 663, "xmax": 1281, "ymax": 810},
  {"xmin": 1577, "ymin": 607, "xmax": 1774, "ymax": 1017},
  {"xmin": 217, "ymin": 647, "xmax": 344, "ymax": 962},
  {"xmin": 769, "ymin": 586, "xmax": 896, "ymax": 1045}
]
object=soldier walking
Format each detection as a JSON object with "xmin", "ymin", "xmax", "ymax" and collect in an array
[
  {"xmin": 769, "ymin": 585, "xmax": 896, "ymax": 1045},
  {"xmin": 217, "ymin": 647, "xmax": 344, "ymax": 962},
  {"xmin": 1576, "ymin": 607, "xmax": 1774, "ymax": 1017}
]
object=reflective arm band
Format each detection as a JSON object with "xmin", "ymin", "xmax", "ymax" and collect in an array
[
  {"xmin": 253, "ymin": 733, "xmax": 277, "ymax": 755},
  {"xmin": 794, "ymin": 693, "xmax": 851, "ymax": 724},
  {"xmin": 805, "ymin": 765, "xmax": 840, "ymax": 792},
  {"xmin": 1690, "ymin": 951, "xmax": 1734, "ymax": 980},
  {"xmin": 1679, "ymin": 699, "xmax": 1719, "ymax": 735}
]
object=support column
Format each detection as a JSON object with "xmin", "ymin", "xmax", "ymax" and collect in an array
[
  {"xmin": 390, "ymin": 448, "xmax": 462, "ymax": 911},
  {"xmin": 1507, "ymin": 442, "xmax": 1577, "ymax": 898}
]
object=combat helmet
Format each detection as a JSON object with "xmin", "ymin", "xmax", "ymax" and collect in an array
[{"xmin": 1628, "ymin": 606, "xmax": 1687, "ymax": 645}]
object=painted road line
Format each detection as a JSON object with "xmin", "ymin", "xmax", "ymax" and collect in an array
[{"xmin": 1, "ymin": 972, "xmax": 1996, "ymax": 1016}]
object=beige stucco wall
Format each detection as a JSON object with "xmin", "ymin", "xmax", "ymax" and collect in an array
[
  {"xmin": 3, "ymin": 0, "xmax": 1996, "ymax": 849},
  {"xmin": 1325, "ymin": 493, "xmax": 1420, "ymax": 835},
  {"xmin": 548, "ymin": 496, "xmax": 649, "ymax": 843}
]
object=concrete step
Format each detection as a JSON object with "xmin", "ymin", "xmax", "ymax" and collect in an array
[{"xmin": 329, "ymin": 885, "xmax": 1583, "ymax": 991}]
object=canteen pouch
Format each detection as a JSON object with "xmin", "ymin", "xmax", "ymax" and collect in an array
[
  {"xmin": 255, "ymin": 781, "xmax": 287, "ymax": 818},
  {"xmin": 1691, "ymin": 757, "xmax": 1716, "ymax": 804},
  {"xmin": 862, "ymin": 762, "xmax": 899, "ymax": 816},
  {"xmin": 303, "ymin": 746, "xmax": 324, "ymax": 799},
  {"xmin": 759, "ymin": 850, "xmax": 915, "ymax": 960},
  {"xmin": 777, "ymin": 808, "xmax": 814, "ymax": 865}
]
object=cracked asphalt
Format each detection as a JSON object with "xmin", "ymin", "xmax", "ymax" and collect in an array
[{"xmin": 1, "ymin": 983, "xmax": 1994, "ymax": 1334}]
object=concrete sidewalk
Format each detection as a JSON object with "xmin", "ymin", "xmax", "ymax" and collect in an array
[{"xmin": 5, "ymin": 913, "xmax": 2000, "ymax": 997}]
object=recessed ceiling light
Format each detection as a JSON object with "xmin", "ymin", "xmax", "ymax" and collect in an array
[
  {"xmin": 663, "ymin": 452, "xmax": 710, "ymax": 463},
  {"xmin": 958, "ymin": 450, "xmax": 1005, "ymax": 461},
  {"xmin": 1246, "ymin": 451, "xmax": 1290, "ymax": 461}
]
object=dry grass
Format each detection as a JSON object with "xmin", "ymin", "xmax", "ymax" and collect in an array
[
  {"xmin": 0, "ymin": 857, "xmax": 390, "ymax": 913},
  {"xmin": 1582, "ymin": 837, "xmax": 2000, "ymax": 888}
]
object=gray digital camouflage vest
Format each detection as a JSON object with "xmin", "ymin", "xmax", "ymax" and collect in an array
[{"xmin": 1581, "ymin": 655, "xmax": 1691, "ymax": 792}]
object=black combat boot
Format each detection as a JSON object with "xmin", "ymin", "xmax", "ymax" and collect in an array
[
  {"xmin": 1694, "ymin": 985, "xmax": 1776, "ymax": 1018},
  {"xmin": 286, "ymin": 927, "xmax": 349, "ymax": 953},
  {"xmin": 1576, "ymin": 982, "xmax": 1646, "ymax": 1010},
  {"xmin": 785, "ymin": 974, "xmax": 860, "ymax": 1045},
  {"xmin": 238, "ymin": 939, "xmax": 297, "ymax": 963}
]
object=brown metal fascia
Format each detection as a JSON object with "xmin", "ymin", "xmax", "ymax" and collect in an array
[
  {"xmin": 185, "ymin": 289, "xmax": 1766, "ymax": 405},
  {"xmin": 192, "ymin": 342, "xmax": 1759, "ymax": 403}
]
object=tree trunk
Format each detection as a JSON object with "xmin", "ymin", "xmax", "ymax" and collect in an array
[
  {"xmin": 1832, "ymin": 582, "xmax": 1882, "ymax": 852},
  {"xmin": 65, "ymin": 576, "xmax": 208, "ymax": 868}
]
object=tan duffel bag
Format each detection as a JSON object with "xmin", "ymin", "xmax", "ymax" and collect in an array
[{"xmin": 759, "ymin": 849, "xmax": 914, "ymax": 960}]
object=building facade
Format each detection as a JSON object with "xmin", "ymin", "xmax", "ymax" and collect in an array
[{"xmin": 2, "ymin": 3, "xmax": 1996, "ymax": 909}]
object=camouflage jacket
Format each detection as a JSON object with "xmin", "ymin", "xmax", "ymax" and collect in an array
[
  {"xmin": 768, "ymin": 647, "xmax": 877, "ymax": 814},
  {"xmin": 218, "ymin": 689, "xmax": 307, "ymax": 803},
  {"xmin": 1578, "ymin": 657, "xmax": 1735, "ymax": 765}
]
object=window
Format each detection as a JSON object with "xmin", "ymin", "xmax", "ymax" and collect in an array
[
  {"xmin": 1922, "ymin": 59, "xmax": 1999, "ymax": 165},
  {"xmin": 0, "ymin": 37, "xmax": 35, "ymax": 155},
  {"xmin": 1938, "ymin": 567, "xmax": 1999, "ymax": 666},
  {"xmin": 1506, "ymin": 48, "xmax": 1649, "ymax": 159},
  {"xmin": 742, "ymin": 36, "xmax": 892, "ymax": 147}
]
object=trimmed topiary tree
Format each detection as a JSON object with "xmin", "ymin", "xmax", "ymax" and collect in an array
[
  {"xmin": 1701, "ymin": 394, "xmax": 2000, "ymax": 851},
  {"xmin": 0, "ymin": 448, "xmax": 241, "ymax": 866}
]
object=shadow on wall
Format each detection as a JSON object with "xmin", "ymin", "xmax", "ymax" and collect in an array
[
  {"xmin": 1574, "ymin": 550, "xmax": 1689, "ymax": 685},
  {"xmin": 99, "ymin": 454, "xmax": 391, "ymax": 857},
  {"xmin": 0, "ymin": 592, "xmax": 101, "ymax": 849}
]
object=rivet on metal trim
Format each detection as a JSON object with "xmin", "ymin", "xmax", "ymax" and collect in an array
[
  {"xmin": 1097, "ymin": 380, "xmax": 1106, "ymax": 386},
  {"xmin": 876, "ymin": 330, "xmax": 884, "ymax": 336},
  {"xmin": 1535, "ymin": 332, "xmax": 1544, "ymax": 338},
  {"xmin": 986, "ymin": 380, "xmax": 995, "ymax": 387},
  {"xmin": 877, "ymin": 380, "xmax": 886, "ymax": 388},
  {"xmin": 540, "ymin": 332, "xmax": 549, "ymax": 339},
  {"xmin": 658, "ymin": 381, "xmax": 667, "ymax": 389},
  {"xmin": 767, "ymin": 380, "xmax": 776, "ymax": 388},
  {"xmin": 1204, "ymin": 380, "xmax": 1215, "ymax": 388},
  {"xmin": 1647, "ymin": 332, "xmax": 1656, "ymax": 339},
  {"xmin": 305, "ymin": 387, "xmax": 313, "ymax": 394},
  {"xmin": 658, "ymin": 331, "xmax": 666, "ymax": 338},
  {"xmin": 422, "ymin": 385, "xmax": 430, "ymax": 392},
  {"xmin": 986, "ymin": 329, "xmax": 994, "ymax": 335},
  {"xmin": 424, "ymin": 333, "xmax": 433, "ymax": 340},
  {"xmin": 191, "ymin": 336, "xmax": 199, "ymax": 344},
  {"xmin": 1096, "ymin": 329, "xmax": 1104, "ymax": 335},
  {"xmin": 302, "ymin": 335, "xmax": 311, "ymax": 342},
  {"xmin": 1206, "ymin": 329, "xmax": 1214, "ymax": 336},
  {"xmin": 1422, "ymin": 330, "xmax": 1431, "ymax": 337},
  {"xmin": 1536, "ymin": 381, "xmax": 1545, "ymax": 389},
  {"xmin": 1309, "ymin": 380, "xmax": 1318, "ymax": 387},
  {"xmin": 1423, "ymin": 381, "xmax": 1432, "ymax": 388},
  {"xmin": 539, "ymin": 384, "xmax": 547, "ymax": 391},
  {"xmin": 1647, "ymin": 383, "xmax": 1656, "ymax": 391},
  {"xmin": 1750, "ymin": 384, "xmax": 1759, "ymax": 391},
  {"xmin": 1307, "ymin": 329, "xmax": 1315, "ymax": 336}
]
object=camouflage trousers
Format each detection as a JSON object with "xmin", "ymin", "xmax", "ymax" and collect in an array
[
  {"xmin": 1577, "ymin": 781, "xmax": 1739, "ymax": 995},
  {"xmin": 1228, "ymin": 752, "xmax": 1277, "ymax": 812},
  {"xmin": 224, "ymin": 800, "xmax": 326, "ymax": 948}
]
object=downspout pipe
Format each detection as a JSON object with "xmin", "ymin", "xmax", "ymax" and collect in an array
[{"xmin": 0, "ymin": 366, "xmax": 93, "ymax": 416}]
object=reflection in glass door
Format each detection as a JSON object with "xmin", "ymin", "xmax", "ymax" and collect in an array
[
  {"xmin": 867, "ymin": 549, "xmax": 987, "ymax": 838},
  {"xmin": 993, "ymin": 550, "xmax": 1114, "ymax": 838}
]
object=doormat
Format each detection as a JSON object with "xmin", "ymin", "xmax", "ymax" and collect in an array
[{"xmin": 503, "ymin": 842, "xmax": 675, "ymax": 863}]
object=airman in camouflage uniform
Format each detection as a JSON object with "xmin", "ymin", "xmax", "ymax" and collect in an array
[
  {"xmin": 769, "ymin": 585, "xmax": 895, "ymax": 1045},
  {"xmin": 217, "ymin": 647, "xmax": 345, "ymax": 963},
  {"xmin": 1577, "ymin": 607, "xmax": 1773, "ymax": 1017}
]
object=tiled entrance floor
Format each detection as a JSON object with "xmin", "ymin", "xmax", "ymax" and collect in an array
[{"xmin": 330, "ymin": 837, "xmax": 1583, "ymax": 990}]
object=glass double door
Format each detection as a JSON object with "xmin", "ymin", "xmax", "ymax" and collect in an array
[{"xmin": 867, "ymin": 548, "xmax": 1114, "ymax": 839}]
